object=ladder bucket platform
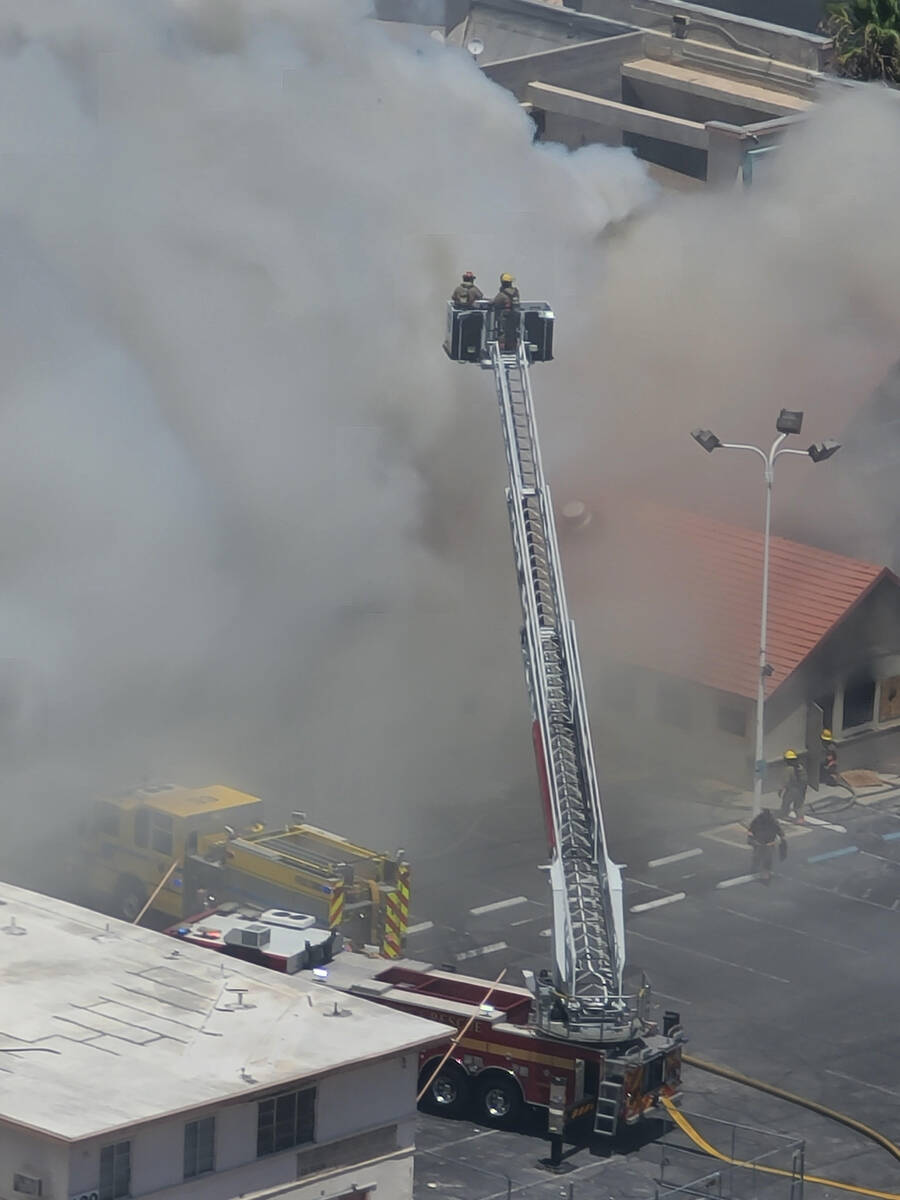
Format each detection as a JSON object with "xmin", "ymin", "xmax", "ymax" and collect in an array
[{"xmin": 443, "ymin": 300, "xmax": 554, "ymax": 365}]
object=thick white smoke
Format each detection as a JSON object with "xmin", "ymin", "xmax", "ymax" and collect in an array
[
  {"xmin": 0, "ymin": 0, "xmax": 653, "ymax": 879},
  {"xmin": 5, "ymin": 0, "xmax": 898, "ymax": 891},
  {"xmin": 555, "ymin": 86, "xmax": 900, "ymax": 549}
]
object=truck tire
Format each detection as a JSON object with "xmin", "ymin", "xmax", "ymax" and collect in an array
[
  {"xmin": 474, "ymin": 1072, "xmax": 523, "ymax": 1129},
  {"xmin": 418, "ymin": 1061, "xmax": 470, "ymax": 1118},
  {"xmin": 113, "ymin": 876, "xmax": 146, "ymax": 923}
]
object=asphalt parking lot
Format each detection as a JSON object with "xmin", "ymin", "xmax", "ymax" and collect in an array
[{"xmin": 407, "ymin": 775, "xmax": 900, "ymax": 1198}]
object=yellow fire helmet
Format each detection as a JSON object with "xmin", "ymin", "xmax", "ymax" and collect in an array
[
  {"xmin": 500, "ymin": 272, "xmax": 514, "ymax": 284},
  {"xmin": 821, "ymin": 728, "xmax": 834, "ymax": 742},
  {"xmin": 783, "ymin": 749, "xmax": 799, "ymax": 761}
]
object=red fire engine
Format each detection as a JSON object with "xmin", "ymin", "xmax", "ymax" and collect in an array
[{"xmin": 168, "ymin": 906, "xmax": 680, "ymax": 1136}]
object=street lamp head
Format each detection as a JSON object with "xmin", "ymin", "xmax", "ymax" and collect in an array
[
  {"xmin": 691, "ymin": 428, "xmax": 721, "ymax": 453},
  {"xmin": 776, "ymin": 409, "xmax": 804, "ymax": 435},
  {"xmin": 807, "ymin": 438, "xmax": 841, "ymax": 464}
]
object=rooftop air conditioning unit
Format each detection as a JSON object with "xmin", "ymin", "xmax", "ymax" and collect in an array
[
  {"xmin": 225, "ymin": 923, "xmax": 271, "ymax": 949},
  {"xmin": 13, "ymin": 1175, "xmax": 42, "ymax": 1197},
  {"xmin": 259, "ymin": 909, "xmax": 316, "ymax": 930}
]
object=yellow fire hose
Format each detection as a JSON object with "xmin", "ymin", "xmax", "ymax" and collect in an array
[{"xmin": 661, "ymin": 1053, "xmax": 900, "ymax": 1200}]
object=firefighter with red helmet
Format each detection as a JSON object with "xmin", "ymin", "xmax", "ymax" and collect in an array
[{"xmin": 451, "ymin": 270, "xmax": 483, "ymax": 307}]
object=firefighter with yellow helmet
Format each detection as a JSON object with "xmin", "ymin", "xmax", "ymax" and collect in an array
[
  {"xmin": 779, "ymin": 749, "xmax": 808, "ymax": 822},
  {"xmin": 493, "ymin": 272, "xmax": 521, "ymax": 351},
  {"xmin": 820, "ymin": 729, "xmax": 840, "ymax": 786}
]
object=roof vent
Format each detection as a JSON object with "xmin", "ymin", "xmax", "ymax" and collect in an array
[
  {"xmin": 324, "ymin": 998, "xmax": 352, "ymax": 1018},
  {"xmin": 2, "ymin": 917, "xmax": 26, "ymax": 936},
  {"xmin": 219, "ymin": 986, "xmax": 255, "ymax": 1012}
]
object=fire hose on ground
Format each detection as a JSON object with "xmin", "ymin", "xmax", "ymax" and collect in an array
[{"xmin": 663, "ymin": 1052, "xmax": 900, "ymax": 1199}]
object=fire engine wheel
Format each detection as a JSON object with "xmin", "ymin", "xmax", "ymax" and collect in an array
[
  {"xmin": 474, "ymin": 1073, "xmax": 523, "ymax": 1128},
  {"xmin": 418, "ymin": 1062, "xmax": 470, "ymax": 1118},
  {"xmin": 113, "ymin": 876, "xmax": 146, "ymax": 923}
]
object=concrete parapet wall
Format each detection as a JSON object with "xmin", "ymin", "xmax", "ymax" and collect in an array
[
  {"xmin": 526, "ymin": 81, "xmax": 709, "ymax": 147},
  {"xmin": 483, "ymin": 31, "xmax": 643, "ymax": 97},
  {"xmin": 640, "ymin": 29, "xmax": 825, "ymax": 93},
  {"xmin": 580, "ymin": 0, "xmax": 831, "ymax": 70}
]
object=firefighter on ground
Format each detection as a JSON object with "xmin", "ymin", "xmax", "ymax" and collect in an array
[
  {"xmin": 820, "ymin": 729, "xmax": 840, "ymax": 786},
  {"xmin": 747, "ymin": 808, "xmax": 787, "ymax": 883},
  {"xmin": 779, "ymin": 749, "xmax": 808, "ymax": 823},
  {"xmin": 493, "ymin": 272, "xmax": 520, "ymax": 351},
  {"xmin": 451, "ymin": 270, "xmax": 483, "ymax": 307}
]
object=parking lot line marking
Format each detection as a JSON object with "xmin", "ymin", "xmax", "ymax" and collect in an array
[
  {"xmin": 826, "ymin": 1069, "xmax": 900, "ymax": 1098},
  {"xmin": 630, "ymin": 892, "xmax": 686, "ymax": 913},
  {"xmin": 510, "ymin": 915, "xmax": 542, "ymax": 927},
  {"xmin": 626, "ymin": 877, "xmax": 668, "ymax": 892},
  {"xmin": 654, "ymin": 989, "xmax": 694, "ymax": 1007},
  {"xmin": 648, "ymin": 848, "xmax": 703, "ymax": 868},
  {"xmin": 881, "ymin": 830, "xmax": 900, "ymax": 841},
  {"xmin": 469, "ymin": 896, "xmax": 528, "ymax": 916},
  {"xmin": 716, "ymin": 906, "xmax": 869, "ymax": 954},
  {"xmin": 630, "ymin": 930, "xmax": 790, "ymax": 983},
  {"xmin": 804, "ymin": 815, "xmax": 847, "ymax": 833},
  {"xmin": 716, "ymin": 874, "xmax": 759, "ymax": 889},
  {"xmin": 807, "ymin": 845, "xmax": 859, "ymax": 863},
  {"xmin": 406, "ymin": 920, "xmax": 434, "ymax": 935},
  {"xmin": 455, "ymin": 941, "xmax": 508, "ymax": 961},
  {"xmin": 788, "ymin": 874, "xmax": 898, "ymax": 913}
]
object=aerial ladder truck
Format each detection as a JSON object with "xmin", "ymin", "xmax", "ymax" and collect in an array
[{"xmin": 442, "ymin": 297, "xmax": 684, "ymax": 1141}]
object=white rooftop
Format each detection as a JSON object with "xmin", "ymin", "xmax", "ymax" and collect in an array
[{"xmin": 0, "ymin": 884, "xmax": 447, "ymax": 1141}]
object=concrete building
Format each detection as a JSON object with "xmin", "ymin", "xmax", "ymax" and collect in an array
[
  {"xmin": 378, "ymin": 0, "xmax": 847, "ymax": 187},
  {"xmin": 565, "ymin": 502, "xmax": 900, "ymax": 787},
  {"xmin": 0, "ymin": 884, "xmax": 446, "ymax": 1200}
]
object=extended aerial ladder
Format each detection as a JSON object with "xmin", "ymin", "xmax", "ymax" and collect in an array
[{"xmin": 445, "ymin": 301, "xmax": 681, "ymax": 1121}]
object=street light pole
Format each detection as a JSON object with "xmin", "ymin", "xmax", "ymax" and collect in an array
[
  {"xmin": 691, "ymin": 416, "xmax": 840, "ymax": 818},
  {"xmin": 754, "ymin": 433, "xmax": 784, "ymax": 820}
]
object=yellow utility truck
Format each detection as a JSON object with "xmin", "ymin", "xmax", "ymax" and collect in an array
[{"xmin": 78, "ymin": 783, "xmax": 410, "ymax": 956}]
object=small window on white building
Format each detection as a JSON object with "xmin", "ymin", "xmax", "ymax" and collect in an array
[
  {"xmin": 257, "ymin": 1087, "xmax": 316, "ymax": 1157},
  {"xmin": 716, "ymin": 702, "xmax": 747, "ymax": 738},
  {"xmin": 184, "ymin": 1116, "xmax": 215, "ymax": 1178},
  {"xmin": 843, "ymin": 676, "xmax": 876, "ymax": 730},
  {"xmin": 99, "ymin": 1140, "xmax": 131, "ymax": 1200}
]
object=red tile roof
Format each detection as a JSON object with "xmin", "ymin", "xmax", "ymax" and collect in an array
[{"xmin": 565, "ymin": 502, "xmax": 894, "ymax": 700}]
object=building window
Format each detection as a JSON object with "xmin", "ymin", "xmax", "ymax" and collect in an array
[
  {"xmin": 99, "ymin": 1140, "xmax": 131, "ymax": 1200},
  {"xmin": 150, "ymin": 810, "xmax": 174, "ymax": 855},
  {"xmin": 657, "ymin": 679, "xmax": 692, "ymax": 730},
  {"xmin": 133, "ymin": 807, "xmax": 173, "ymax": 855},
  {"xmin": 879, "ymin": 675, "xmax": 900, "ymax": 724},
  {"xmin": 184, "ymin": 1116, "xmax": 215, "ymax": 1179},
  {"xmin": 814, "ymin": 692, "xmax": 834, "ymax": 732},
  {"xmin": 716, "ymin": 702, "xmax": 747, "ymax": 738},
  {"xmin": 257, "ymin": 1087, "xmax": 316, "ymax": 1157},
  {"xmin": 95, "ymin": 802, "xmax": 120, "ymax": 837},
  {"xmin": 843, "ymin": 676, "xmax": 876, "ymax": 730}
]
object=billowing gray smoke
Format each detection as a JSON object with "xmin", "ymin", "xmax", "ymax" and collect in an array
[
  {"xmin": 0, "ymin": 0, "xmax": 652, "ymax": 877},
  {"xmin": 4, "ymin": 0, "xmax": 899, "ymax": 890},
  {"xmin": 554, "ymin": 86, "xmax": 900, "ymax": 548}
]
